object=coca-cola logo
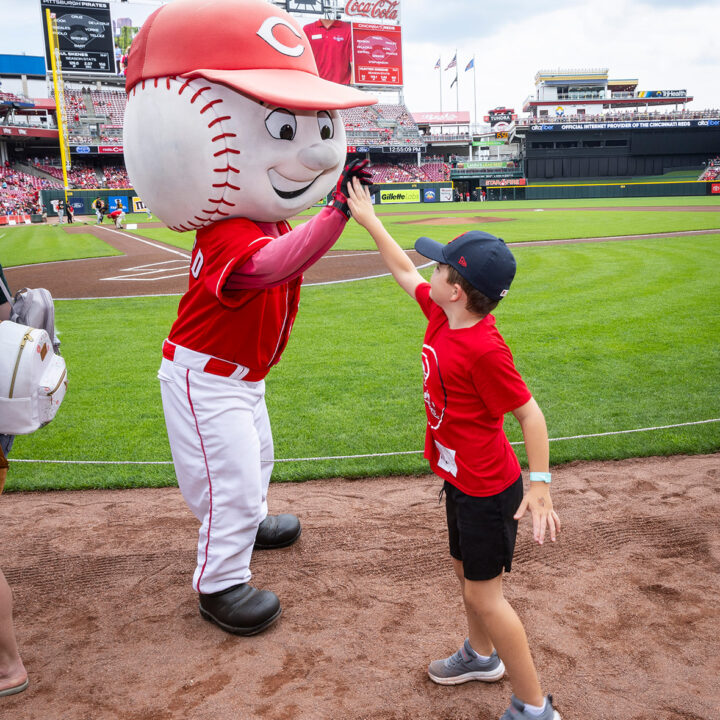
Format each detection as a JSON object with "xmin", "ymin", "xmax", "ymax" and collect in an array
[{"xmin": 345, "ymin": 0, "xmax": 399, "ymax": 21}]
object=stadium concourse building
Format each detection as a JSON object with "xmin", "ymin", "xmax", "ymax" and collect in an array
[{"xmin": 515, "ymin": 68, "xmax": 720, "ymax": 199}]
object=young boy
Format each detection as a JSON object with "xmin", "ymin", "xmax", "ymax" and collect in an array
[{"xmin": 347, "ymin": 179, "xmax": 561, "ymax": 720}]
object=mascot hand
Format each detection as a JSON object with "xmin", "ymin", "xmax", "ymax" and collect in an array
[{"xmin": 329, "ymin": 159, "xmax": 373, "ymax": 218}]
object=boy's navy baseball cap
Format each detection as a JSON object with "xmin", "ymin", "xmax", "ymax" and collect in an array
[{"xmin": 415, "ymin": 231, "xmax": 516, "ymax": 300}]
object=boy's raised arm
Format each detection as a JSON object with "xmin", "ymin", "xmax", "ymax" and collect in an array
[{"xmin": 347, "ymin": 178, "xmax": 425, "ymax": 298}]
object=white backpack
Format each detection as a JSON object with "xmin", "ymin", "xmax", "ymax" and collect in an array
[
  {"xmin": 0, "ymin": 321, "xmax": 68, "ymax": 434},
  {"xmin": 1, "ymin": 284, "xmax": 60, "ymax": 353}
]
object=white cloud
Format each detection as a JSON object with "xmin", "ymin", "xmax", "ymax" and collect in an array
[{"xmin": 401, "ymin": 0, "xmax": 720, "ymax": 114}]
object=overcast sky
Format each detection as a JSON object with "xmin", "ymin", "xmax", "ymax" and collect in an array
[{"xmin": 3, "ymin": 0, "xmax": 719, "ymax": 119}]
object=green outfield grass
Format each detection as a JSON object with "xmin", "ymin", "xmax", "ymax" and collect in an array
[
  {"xmin": 5, "ymin": 233, "xmax": 719, "ymax": 492},
  {"xmin": 125, "ymin": 199, "xmax": 720, "ymax": 252},
  {"xmin": 0, "ymin": 224, "xmax": 123, "ymax": 266}
]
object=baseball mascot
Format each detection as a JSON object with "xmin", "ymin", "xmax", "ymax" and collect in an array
[{"xmin": 123, "ymin": 0, "xmax": 376, "ymax": 636}]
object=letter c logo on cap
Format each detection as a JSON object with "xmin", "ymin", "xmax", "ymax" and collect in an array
[{"xmin": 257, "ymin": 17, "xmax": 305, "ymax": 57}]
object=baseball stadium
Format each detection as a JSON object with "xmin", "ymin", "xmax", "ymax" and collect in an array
[{"xmin": 0, "ymin": 1, "xmax": 718, "ymax": 719}]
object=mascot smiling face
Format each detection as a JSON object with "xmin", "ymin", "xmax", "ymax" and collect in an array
[{"xmin": 123, "ymin": 0, "xmax": 373, "ymax": 229}]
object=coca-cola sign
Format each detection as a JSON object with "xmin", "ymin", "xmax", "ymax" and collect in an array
[{"xmin": 345, "ymin": 1, "xmax": 400, "ymax": 22}]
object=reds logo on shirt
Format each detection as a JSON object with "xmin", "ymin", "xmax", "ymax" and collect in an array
[{"xmin": 421, "ymin": 344, "xmax": 446, "ymax": 430}]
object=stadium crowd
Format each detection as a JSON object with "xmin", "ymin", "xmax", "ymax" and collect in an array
[
  {"xmin": 517, "ymin": 108, "xmax": 720, "ymax": 125},
  {"xmin": 0, "ymin": 164, "xmax": 54, "ymax": 216},
  {"xmin": 698, "ymin": 157, "xmax": 720, "ymax": 181}
]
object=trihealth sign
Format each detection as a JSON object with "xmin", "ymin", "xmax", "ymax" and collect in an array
[{"xmin": 380, "ymin": 188, "xmax": 420, "ymax": 204}]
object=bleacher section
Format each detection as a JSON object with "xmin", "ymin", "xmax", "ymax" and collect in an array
[
  {"xmin": 1, "ymin": 165, "xmax": 60, "ymax": 215},
  {"xmin": 699, "ymin": 157, "xmax": 720, "ymax": 181},
  {"xmin": 517, "ymin": 108, "xmax": 720, "ymax": 126},
  {"xmin": 64, "ymin": 87, "xmax": 125, "ymax": 146},
  {"xmin": 368, "ymin": 156, "xmax": 450, "ymax": 184},
  {"xmin": 101, "ymin": 165, "xmax": 131, "ymax": 188},
  {"xmin": 339, "ymin": 103, "xmax": 422, "ymax": 147}
]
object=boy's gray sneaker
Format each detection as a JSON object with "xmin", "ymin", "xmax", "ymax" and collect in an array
[
  {"xmin": 500, "ymin": 694, "xmax": 561, "ymax": 720},
  {"xmin": 428, "ymin": 638, "xmax": 505, "ymax": 685}
]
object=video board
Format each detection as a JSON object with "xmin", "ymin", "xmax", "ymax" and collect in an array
[{"xmin": 41, "ymin": 0, "xmax": 115, "ymax": 74}]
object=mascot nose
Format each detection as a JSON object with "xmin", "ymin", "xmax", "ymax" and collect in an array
[{"xmin": 298, "ymin": 143, "xmax": 339, "ymax": 172}]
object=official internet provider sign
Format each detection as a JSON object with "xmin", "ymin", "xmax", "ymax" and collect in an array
[{"xmin": 380, "ymin": 189, "xmax": 420, "ymax": 204}]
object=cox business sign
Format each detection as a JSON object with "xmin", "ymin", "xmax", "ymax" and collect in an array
[{"xmin": 380, "ymin": 188, "xmax": 421, "ymax": 204}]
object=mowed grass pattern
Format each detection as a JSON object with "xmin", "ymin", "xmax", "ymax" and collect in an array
[{"xmin": 4, "ymin": 215, "xmax": 719, "ymax": 491}]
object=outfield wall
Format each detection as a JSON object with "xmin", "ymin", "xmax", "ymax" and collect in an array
[
  {"xmin": 525, "ymin": 180, "xmax": 716, "ymax": 201},
  {"xmin": 41, "ymin": 188, "xmax": 143, "ymax": 216}
]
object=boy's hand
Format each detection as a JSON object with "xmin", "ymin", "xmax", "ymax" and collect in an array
[
  {"xmin": 347, "ymin": 176, "xmax": 378, "ymax": 229},
  {"xmin": 514, "ymin": 483, "xmax": 561, "ymax": 545}
]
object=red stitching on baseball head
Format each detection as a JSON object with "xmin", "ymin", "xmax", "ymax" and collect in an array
[
  {"xmin": 211, "ymin": 133, "xmax": 237, "ymax": 142},
  {"xmin": 190, "ymin": 87, "xmax": 211, "ymax": 104},
  {"xmin": 200, "ymin": 99, "xmax": 223, "ymax": 114},
  {"xmin": 178, "ymin": 79, "xmax": 192, "ymax": 95},
  {"xmin": 213, "ymin": 148, "xmax": 241, "ymax": 157},
  {"xmin": 208, "ymin": 116, "xmax": 231, "ymax": 128}
]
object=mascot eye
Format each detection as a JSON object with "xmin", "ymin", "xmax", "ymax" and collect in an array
[
  {"xmin": 265, "ymin": 109, "xmax": 297, "ymax": 141},
  {"xmin": 317, "ymin": 111, "xmax": 334, "ymax": 140}
]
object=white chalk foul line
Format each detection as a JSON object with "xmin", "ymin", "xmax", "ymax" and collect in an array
[
  {"xmin": 9, "ymin": 418, "xmax": 719, "ymax": 466},
  {"xmin": 97, "ymin": 225, "xmax": 191, "ymax": 259}
]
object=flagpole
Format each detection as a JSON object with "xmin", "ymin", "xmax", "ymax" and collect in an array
[
  {"xmin": 439, "ymin": 55, "xmax": 443, "ymax": 112},
  {"xmin": 473, "ymin": 56, "xmax": 477, "ymax": 128},
  {"xmin": 455, "ymin": 49, "xmax": 459, "ymax": 111}
]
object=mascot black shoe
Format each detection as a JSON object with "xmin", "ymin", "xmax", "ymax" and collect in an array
[
  {"xmin": 254, "ymin": 513, "xmax": 302, "ymax": 549},
  {"xmin": 199, "ymin": 584, "xmax": 281, "ymax": 636}
]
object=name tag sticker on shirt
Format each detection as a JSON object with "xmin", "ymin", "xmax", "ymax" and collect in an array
[
  {"xmin": 434, "ymin": 440, "xmax": 458, "ymax": 477},
  {"xmin": 312, "ymin": 34, "xmax": 322, "ymax": 39}
]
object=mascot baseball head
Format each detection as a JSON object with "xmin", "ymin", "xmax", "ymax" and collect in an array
[{"xmin": 123, "ymin": 0, "xmax": 375, "ymax": 230}]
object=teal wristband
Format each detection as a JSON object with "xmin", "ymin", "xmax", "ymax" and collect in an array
[{"xmin": 530, "ymin": 472, "xmax": 552, "ymax": 484}]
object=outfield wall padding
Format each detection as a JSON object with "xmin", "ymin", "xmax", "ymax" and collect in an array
[{"xmin": 525, "ymin": 181, "xmax": 710, "ymax": 201}]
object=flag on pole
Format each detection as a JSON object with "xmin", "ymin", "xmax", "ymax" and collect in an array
[
  {"xmin": 434, "ymin": 58, "xmax": 440, "ymax": 70},
  {"xmin": 450, "ymin": 74, "xmax": 458, "ymax": 88},
  {"xmin": 465, "ymin": 57, "xmax": 474, "ymax": 71},
  {"xmin": 445, "ymin": 54, "xmax": 457, "ymax": 71}
]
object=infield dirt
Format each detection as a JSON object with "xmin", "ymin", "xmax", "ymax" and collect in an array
[{"xmin": 1, "ymin": 453, "xmax": 719, "ymax": 720}]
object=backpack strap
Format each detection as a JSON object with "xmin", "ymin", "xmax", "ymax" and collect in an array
[{"xmin": 0, "ymin": 278, "xmax": 12, "ymax": 306}]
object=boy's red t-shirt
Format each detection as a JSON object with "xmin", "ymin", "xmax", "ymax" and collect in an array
[{"xmin": 415, "ymin": 282, "xmax": 531, "ymax": 497}]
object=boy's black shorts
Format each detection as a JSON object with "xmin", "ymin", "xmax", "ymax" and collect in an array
[{"xmin": 444, "ymin": 476, "xmax": 524, "ymax": 581}]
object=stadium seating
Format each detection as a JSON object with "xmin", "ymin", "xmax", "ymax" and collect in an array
[
  {"xmin": 698, "ymin": 157, "xmax": 720, "ymax": 180},
  {"xmin": 0, "ymin": 166, "xmax": 59, "ymax": 215},
  {"xmin": 101, "ymin": 165, "xmax": 132, "ymax": 188}
]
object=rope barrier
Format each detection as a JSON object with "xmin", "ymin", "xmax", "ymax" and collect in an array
[{"xmin": 9, "ymin": 418, "xmax": 719, "ymax": 465}]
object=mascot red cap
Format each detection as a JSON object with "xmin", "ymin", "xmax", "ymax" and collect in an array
[{"xmin": 125, "ymin": 0, "xmax": 374, "ymax": 110}]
